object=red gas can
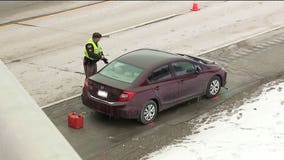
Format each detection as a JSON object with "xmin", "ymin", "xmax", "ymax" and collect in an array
[{"xmin": 68, "ymin": 112, "xmax": 84, "ymax": 129}]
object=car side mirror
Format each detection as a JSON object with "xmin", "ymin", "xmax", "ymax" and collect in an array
[{"xmin": 195, "ymin": 65, "xmax": 201, "ymax": 74}]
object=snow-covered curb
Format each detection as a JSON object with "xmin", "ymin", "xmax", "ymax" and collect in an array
[{"xmin": 142, "ymin": 80, "xmax": 284, "ymax": 160}]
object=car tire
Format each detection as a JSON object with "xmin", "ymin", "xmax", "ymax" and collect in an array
[
  {"xmin": 139, "ymin": 100, "xmax": 158, "ymax": 124},
  {"xmin": 206, "ymin": 76, "xmax": 221, "ymax": 98}
]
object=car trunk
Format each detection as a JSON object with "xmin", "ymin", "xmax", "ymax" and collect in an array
[{"xmin": 87, "ymin": 74, "xmax": 131, "ymax": 102}]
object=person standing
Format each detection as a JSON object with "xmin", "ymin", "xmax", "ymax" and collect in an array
[{"xmin": 83, "ymin": 32, "xmax": 108, "ymax": 77}]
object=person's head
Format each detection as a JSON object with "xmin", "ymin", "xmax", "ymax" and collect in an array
[{"xmin": 92, "ymin": 32, "xmax": 102, "ymax": 43}]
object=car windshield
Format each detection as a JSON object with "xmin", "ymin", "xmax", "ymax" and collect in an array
[{"xmin": 99, "ymin": 61, "xmax": 144, "ymax": 84}]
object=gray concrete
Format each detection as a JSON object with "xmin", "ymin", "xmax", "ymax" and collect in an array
[
  {"xmin": 1, "ymin": 1, "xmax": 284, "ymax": 107},
  {"xmin": 43, "ymin": 27, "xmax": 284, "ymax": 160},
  {"xmin": 0, "ymin": 60, "xmax": 82, "ymax": 160}
]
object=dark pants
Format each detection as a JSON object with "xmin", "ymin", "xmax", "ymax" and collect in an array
[{"xmin": 83, "ymin": 58, "xmax": 97, "ymax": 78}]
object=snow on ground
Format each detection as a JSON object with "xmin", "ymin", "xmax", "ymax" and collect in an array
[{"xmin": 142, "ymin": 80, "xmax": 284, "ymax": 160}]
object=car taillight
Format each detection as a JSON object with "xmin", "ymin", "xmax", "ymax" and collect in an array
[
  {"xmin": 117, "ymin": 91, "xmax": 135, "ymax": 102},
  {"xmin": 84, "ymin": 78, "xmax": 89, "ymax": 90}
]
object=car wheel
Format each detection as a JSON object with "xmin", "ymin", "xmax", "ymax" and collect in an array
[
  {"xmin": 206, "ymin": 76, "xmax": 221, "ymax": 98},
  {"xmin": 139, "ymin": 100, "xmax": 157, "ymax": 124}
]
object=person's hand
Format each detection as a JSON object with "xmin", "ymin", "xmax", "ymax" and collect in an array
[{"xmin": 102, "ymin": 57, "xmax": 108, "ymax": 64}]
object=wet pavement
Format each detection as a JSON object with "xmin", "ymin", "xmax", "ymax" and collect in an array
[{"xmin": 43, "ymin": 27, "xmax": 284, "ymax": 160}]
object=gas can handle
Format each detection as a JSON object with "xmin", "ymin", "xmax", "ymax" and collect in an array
[{"xmin": 79, "ymin": 112, "xmax": 86, "ymax": 117}]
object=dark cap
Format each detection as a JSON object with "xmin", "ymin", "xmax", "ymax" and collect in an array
[{"xmin": 92, "ymin": 32, "xmax": 102, "ymax": 38}]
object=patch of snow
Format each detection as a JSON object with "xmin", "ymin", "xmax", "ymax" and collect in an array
[{"xmin": 142, "ymin": 81, "xmax": 284, "ymax": 160}]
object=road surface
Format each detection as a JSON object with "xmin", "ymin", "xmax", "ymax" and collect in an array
[
  {"xmin": 1, "ymin": 1, "xmax": 284, "ymax": 159},
  {"xmin": 1, "ymin": 1, "xmax": 283, "ymax": 106},
  {"xmin": 44, "ymin": 27, "xmax": 284, "ymax": 160}
]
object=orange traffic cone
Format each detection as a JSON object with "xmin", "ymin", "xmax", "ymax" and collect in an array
[{"xmin": 191, "ymin": 3, "xmax": 200, "ymax": 11}]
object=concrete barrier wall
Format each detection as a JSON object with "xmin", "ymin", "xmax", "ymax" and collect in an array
[{"xmin": 0, "ymin": 60, "xmax": 81, "ymax": 160}]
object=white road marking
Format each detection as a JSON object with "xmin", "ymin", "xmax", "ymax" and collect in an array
[
  {"xmin": 40, "ymin": 23, "xmax": 284, "ymax": 109},
  {"xmin": 103, "ymin": 14, "xmax": 180, "ymax": 37},
  {"xmin": 41, "ymin": 93, "xmax": 81, "ymax": 109},
  {"xmin": 198, "ymin": 25, "xmax": 284, "ymax": 56}
]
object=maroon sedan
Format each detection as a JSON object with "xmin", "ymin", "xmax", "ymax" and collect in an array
[{"xmin": 82, "ymin": 48, "xmax": 227, "ymax": 124}]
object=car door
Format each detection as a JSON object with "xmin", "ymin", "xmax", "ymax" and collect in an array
[
  {"xmin": 148, "ymin": 65, "xmax": 179, "ymax": 110},
  {"xmin": 171, "ymin": 61, "xmax": 204, "ymax": 100}
]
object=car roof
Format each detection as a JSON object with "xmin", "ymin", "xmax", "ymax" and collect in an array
[{"xmin": 117, "ymin": 48, "xmax": 182, "ymax": 69}]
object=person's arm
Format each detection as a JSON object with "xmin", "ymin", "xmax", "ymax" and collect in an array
[
  {"xmin": 85, "ymin": 43, "xmax": 101, "ymax": 60},
  {"xmin": 100, "ymin": 51, "xmax": 109, "ymax": 64}
]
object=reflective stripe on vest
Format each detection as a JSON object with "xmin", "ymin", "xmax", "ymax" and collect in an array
[{"xmin": 84, "ymin": 38, "xmax": 103, "ymax": 60}]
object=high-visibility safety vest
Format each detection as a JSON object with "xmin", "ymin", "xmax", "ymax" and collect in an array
[{"xmin": 84, "ymin": 38, "xmax": 103, "ymax": 60}]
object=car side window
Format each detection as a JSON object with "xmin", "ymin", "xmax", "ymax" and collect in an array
[
  {"xmin": 148, "ymin": 65, "xmax": 172, "ymax": 83},
  {"xmin": 172, "ymin": 61, "xmax": 195, "ymax": 76}
]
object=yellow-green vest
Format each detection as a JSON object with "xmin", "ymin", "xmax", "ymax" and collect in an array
[{"xmin": 84, "ymin": 38, "xmax": 103, "ymax": 60}]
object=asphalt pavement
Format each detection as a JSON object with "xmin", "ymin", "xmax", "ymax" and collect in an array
[
  {"xmin": 44, "ymin": 27, "xmax": 284, "ymax": 160},
  {"xmin": 2, "ymin": 1, "xmax": 283, "ymax": 107},
  {"xmin": 0, "ymin": 1, "xmax": 102, "ymax": 26},
  {"xmin": 1, "ymin": 1, "xmax": 284, "ymax": 160}
]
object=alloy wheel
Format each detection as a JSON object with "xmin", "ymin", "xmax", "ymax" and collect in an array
[
  {"xmin": 143, "ymin": 103, "xmax": 156, "ymax": 121},
  {"xmin": 209, "ymin": 79, "xmax": 220, "ymax": 96}
]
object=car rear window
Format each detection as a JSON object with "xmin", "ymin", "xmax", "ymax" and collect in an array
[{"xmin": 99, "ymin": 61, "xmax": 144, "ymax": 84}]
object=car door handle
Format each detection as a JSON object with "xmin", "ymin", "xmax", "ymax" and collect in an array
[{"xmin": 154, "ymin": 86, "xmax": 159, "ymax": 90}]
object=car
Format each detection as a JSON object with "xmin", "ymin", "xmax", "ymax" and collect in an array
[{"xmin": 81, "ymin": 48, "xmax": 227, "ymax": 124}]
